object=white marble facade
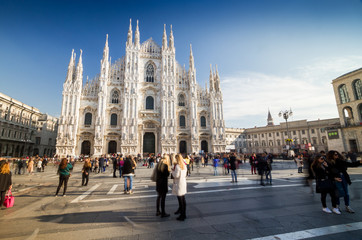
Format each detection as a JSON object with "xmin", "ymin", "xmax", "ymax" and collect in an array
[{"xmin": 56, "ymin": 20, "xmax": 226, "ymax": 158}]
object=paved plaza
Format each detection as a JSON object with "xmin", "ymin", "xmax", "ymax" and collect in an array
[{"xmin": 0, "ymin": 160, "xmax": 361, "ymax": 240}]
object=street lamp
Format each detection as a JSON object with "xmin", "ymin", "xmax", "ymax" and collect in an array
[{"xmin": 279, "ymin": 108, "xmax": 293, "ymax": 145}]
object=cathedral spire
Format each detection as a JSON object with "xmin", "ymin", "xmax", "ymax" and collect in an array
[
  {"xmin": 126, "ymin": 18, "xmax": 133, "ymax": 47},
  {"xmin": 189, "ymin": 44, "xmax": 195, "ymax": 71},
  {"xmin": 103, "ymin": 34, "xmax": 109, "ymax": 61},
  {"xmin": 267, "ymin": 109, "xmax": 274, "ymax": 126},
  {"xmin": 215, "ymin": 64, "xmax": 220, "ymax": 92},
  {"xmin": 66, "ymin": 49, "xmax": 75, "ymax": 82},
  {"xmin": 209, "ymin": 64, "xmax": 214, "ymax": 92},
  {"xmin": 169, "ymin": 24, "xmax": 174, "ymax": 50},
  {"xmin": 162, "ymin": 24, "xmax": 167, "ymax": 50},
  {"xmin": 75, "ymin": 49, "xmax": 83, "ymax": 83},
  {"xmin": 134, "ymin": 20, "xmax": 140, "ymax": 48}
]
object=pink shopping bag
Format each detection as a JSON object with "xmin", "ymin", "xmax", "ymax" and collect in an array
[{"xmin": 3, "ymin": 190, "xmax": 14, "ymax": 208}]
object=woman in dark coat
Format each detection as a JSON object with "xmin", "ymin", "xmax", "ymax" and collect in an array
[
  {"xmin": 156, "ymin": 155, "xmax": 170, "ymax": 217},
  {"xmin": 0, "ymin": 161, "xmax": 12, "ymax": 209},
  {"xmin": 82, "ymin": 158, "xmax": 92, "ymax": 186},
  {"xmin": 312, "ymin": 154, "xmax": 340, "ymax": 214},
  {"xmin": 327, "ymin": 150, "xmax": 362, "ymax": 213}
]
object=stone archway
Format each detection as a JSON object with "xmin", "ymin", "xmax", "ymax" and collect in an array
[
  {"xmin": 201, "ymin": 140, "xmax": 208, "ymax": 153},
  {"xmin": 143, "ymin": 132, "xmax": 155, "ymax": 155},
  {"xmin": 81, "ymin": 141, "xmax": 91, "ymax": 155},
  {"xmin": 108, "ymin": 141, "xmax": 117, "ymax": 154},
  {"xmin": 179, "ymin": 141, "xmax": 187, "ymax": 154}
]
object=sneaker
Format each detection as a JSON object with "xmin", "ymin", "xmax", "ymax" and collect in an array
[
  {"xmin": 323, "ymin": 207, "xmax": 332, "ymax": 213},
  {"xmin": 346, "ymin": 206, "xmax": 355, "ymax": 213},
  {"xmin": 332, "ymin": 208, "xmax": 341, "ymax": 215},
  {"xmin": 63, "ymin": 195, "xmax": 66, "ymax": 197},
  {"xmin": 129, "ymin": 190, "xmax": 133, "ymax": 195}
]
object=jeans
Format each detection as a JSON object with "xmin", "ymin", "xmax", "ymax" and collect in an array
[
  {"xmin": 56, "ymin": 175, "xmax": 70, "ymax": 196},
  {"xmin": 231, "ymin": 169, "xmax": 237, "ymax": 182},
  {"xmin": 265, "ymin": 170, "xmax": 272, "ymax": 184},
  {"xmin": 119, "ymin": 166, "xmax": 123, "ymax": 177},
  {"xmin": 124, "ymin": 175, "xmax": 133, "ymax": 191},
  {"xmin": 214, "ymin": 166, "xmax": 218, "ymax": 176},
  {"xmin": 336, "ymin": 174, "xmax": 350, "ymax": 206}
]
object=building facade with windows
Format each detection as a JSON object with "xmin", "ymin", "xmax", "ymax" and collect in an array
[
  {"xmin": 56, "ymin": 20, "xmax": 226, "ymax": 157},
  {"xmin": 332, "ymin": 68, "xmax": 362, "ymax": 152},
  {"xmin": 225, "ymin": 112, "xmax": 341, "ymax": 154},
  {"xmin": 0, "ymin": 92, "xmax": 58, "ymax": 157}
]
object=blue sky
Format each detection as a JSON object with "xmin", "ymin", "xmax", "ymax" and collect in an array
[{"xmin": 1, "ymin": 0, "xmax": 362, "ymax": 128}]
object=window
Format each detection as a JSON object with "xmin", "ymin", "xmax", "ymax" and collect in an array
[
  {"xmin": 178, "ymin": 94, "xmax": 185, "ymax": 106},
  {"xmin": 311, "ymin": 129, "xmax": 315, "ymax": 134},
  {"xmin": 312, "ymin": 138, "xmax": 317, "ymax": 144},
  {"xmin": 8, "ymin": 130, "xmax": 11, "ymax": 137},
  {"xmin": 200, "ymin": 116, "xmax": 206, "ymax": 127},
  {"xmin": 84, "ymin": 113, "xmax": 92, "ymax": 125},
  {"xmin": 284, "ymin": 131, "xmax": 287, "ymax": 136},
  {"xmin": 293, "ymin": 131, "xmax": 296, "ymax": 135},
  {"xmin": 110, "ymin": 113, "xmax": 117, "ymax": 126},
  {"xmin": 276, "ymin": 132, "xmax": 279, "ymax": 137},
  {"xmin": 179, "ymin": 115, "xmax": 186, "ymax": 127},
  {"xmin": 261, "ymin": 134, "xmax": 264, "ymax": 138},
  {"xmin": 339, "ymin": 84, "xmax": 350, "ymax": 104},
  {"xmin": 254, "ymin": 135, "xmax": 257, "ymax": 138},
  {"xmin": 145, "ymin": 63, "xmax": 155, "ymax": 82},
  {"xmin": 111, "ymin": 90, "xmax": 119, "ymax": 103},
  {"xmin": 35, "ymin": 137, "xmax": 41, "ymax": 145},
  {"xmin": 353, "ymin": 79, "xmax": 362, "ymax": 100},
  {"xmin": 146, "ymin": 96, "xmax": 154, "ymax": 110},
  {"xmin": 269, "ymin": 133, "xmax": 272, "ymax": 137},
  {"xmin": 269, "ymin": 140, "xmax": 273, "ymax": 146},
  {"xmin": 302, "ymin": 130, "xmax": 305, "ymax": 134},
  {"xmin": 277, "ymin": 140, "xmax": 281, "ymax": 146}
]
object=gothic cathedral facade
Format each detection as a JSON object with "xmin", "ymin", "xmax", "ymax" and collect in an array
[{"xmin": 56, "ymin": 20, "xmax": 226, "ymax": 157}]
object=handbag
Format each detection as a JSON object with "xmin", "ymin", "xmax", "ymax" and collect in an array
[
  {"xmin": 3, "ymin": 190, "xmax": 14, "ymax": 208},
  {"xmin": 150, "ymin": 164, "xmax": 158, "ymax": 182},
  {"xmin": 334, "ymin": 181, "xmax": 346, "ymax": 198},
  {"xmin": 316, "ymin": 179, "xmax": 334, "ymax": 193}
]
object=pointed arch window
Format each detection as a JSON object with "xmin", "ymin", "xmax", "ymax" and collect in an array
[
  {"xmin": 178, "ymin": 94, "xmax": 185, "ymax": 106},
  {"xmin": 353, "ymin": 79, "xmax": 362, "ymax": 100},
  {"xmin": 111, "ymin": 90, "xmax": 119, "ymax": 103},
  {"xmin": 84, "ymin": 113, "xmax": 92, "ymax": 125},
  {"xmin": 145, "ymin": 63, "xmax": 155, "ymax": 82},
  {"xmin": 146, "ymin": 96, "xmax": 154, "ymax": 110},
  {"xmin": 179, "ymin": 115, "xmax": 186, "ymax": 128},
  {"xmin": 110, "ymin": 113, "xmax": 117, "ymax": 126},
  {"xmin": 339, "ymin": 84, "xmax": 350, "ymax": 104},
  {"xmin": 200, "ymin": 116, "xmax": 206, "ymax": 127}
]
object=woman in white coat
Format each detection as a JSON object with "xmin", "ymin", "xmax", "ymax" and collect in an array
[{"xmin": 172, "ymin": 154, "xmax": 187, "ymax": 221}]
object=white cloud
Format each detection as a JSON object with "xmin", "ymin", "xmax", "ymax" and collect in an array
[{"xmin": 221, "ymin": 56, "xmax": 362, "ymax": 128}]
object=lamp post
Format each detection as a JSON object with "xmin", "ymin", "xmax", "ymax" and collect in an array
[{"xmin": 279, "ymin": 109, "xmax": 293, "ymax": 146}]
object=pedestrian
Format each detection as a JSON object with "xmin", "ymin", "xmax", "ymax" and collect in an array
[
  {"xmin": 156, "ymin": 155, "xmax": 171, "ymax": 218},
  {"xmin": 229, "ymin": 153, "xmax": 238, "ymax": 183},
  {"xmin": 223, "ymin": 154, "xmax": 229, "ymax": 175},
  {"xmin": 172, "ymin": 154, "xmax": 187, "ymax": 221},
  {"xmin": 122, "ymin": 155, "xmax": 136, "ymax": 194},
  {"xmin": 295, "ymin": 154, "xmax": 304, "ymax": 173},
  {"xmin": 98, "ymin": 155, "xmax": 105, "ymax": 173},
  {"xmin": 82, "ymin": 158, "xmax": 92, "ymax": 186},
  {"xmin": 112, "ymin": 155, "xmax": 118, "ymax": 178},
  {"xmin": 149, "ymin": 154, "xmax": 155, "ymax": 168},
  {"xmin": 213, "ymin": 155, "xmax": 220, "ymax": 176},
  {"xmin": 265, "ymin": 153, "xmax": 273, "ymax": 185},
  {"xmin": 42, "ymin": 157, "xmax": 47, "ymax": 172},
  {"xmin": 257, "ymin": 153, "xmax": 267, "ymax": 186},
  {"xmin": 27, "ymin": 158, "xmax": 34, "ymax": 174},
  {"xmin": 119, "ymin": 155, "xmax": 124, "ymax": 178},
  {"xmin": 55, "ymin": 158, "xmax": 73, "ymax": 197},
  {"xmin": 0, "ymin": 161, "xmax": 12, "ymax": 210},
  {"xmin": 249, "ymin": 153, "xmax": 257, "ymax": 174},
  {"xmin": 185, "ymin": 155, "xmax": 191, "ymax": 176},
  {"xmin": 311, "ymin": 154, "xmax": 340, "ymax": 214},
  {"xmin": 93, "ymin": 158, "xmax": 99, "ymax": 173},
  {"xmin": 37, "ymin": 158, "xmax": 42, "ymax": 172},
  {"xmin": 327, "ymin": 150, "xmax": 362, "ymax": 213}
]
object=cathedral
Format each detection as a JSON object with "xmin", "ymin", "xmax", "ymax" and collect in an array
[{"xmin": 56, "ymin": 20, "xmax": 226, "ymax": 158}]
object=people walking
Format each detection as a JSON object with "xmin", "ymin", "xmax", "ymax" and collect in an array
[
  {"xmin": 249, "ymin": 153, "xmax": 257, "ymax": 175},
  {"xmin": 327, "ymin": 150, "xmax": 362, "ymax": 213},
  {"xmin": 265, "ymin": 153, "xmax": 273, "ymax": 185},
  {"xmin": 82, "ymin": 158, "xmax": 92, "ymax": 186},
  {"xmin": 213, "ymin": 155, "xmax": 220, "ymax": 176},
  {"xmin": 223, "ymin": 154, "xmax": 229, "ymax": 175},
  {"xmin": 119, "ymin": 155, "xmax": 124, "ymax": 178},
  {"xmin": 27, "ymin": 158, "xmax": 34, "ymax": 174},
  {"xmin": 0, "ymin": 161, "xmax": 12, "ymax": 210},
  {"xmin": 295, "ymin": 154, "xmax": 304, "ymax": 173},
  {"xmin": 112, "ymin": 155, "xmax": 118, "ymax": 178},
  {"xmin": 156, "ymin": 155, "xmax": 171, "ymax": 218},
  {"xmin": 311, "ymin": 154, "xmax": 340, "ymax": 214},
  {"xmin": 122, "ymin": 155, "xmax": 136, "ymax": 194},
  {"xmin": 98, "ymin": 155, "xmax": 105, "ymax": 173},
  {"xmin": 172, "ymin": 154, "xmax": 187, "ymax": 221},
  {"xmin": 93, "ymin": 158, "xmax": 99, "ymax": 173},
  {"xmin": 229, "ymin": 153, "xmax": 238, "ymax": 183},
  {"xmin": 257, "ymin": 153, "xmax": 267, "ymax": 186},
  {"xmin": 55, "ymin": 158, "xmax": 73, "ymax": 197}
]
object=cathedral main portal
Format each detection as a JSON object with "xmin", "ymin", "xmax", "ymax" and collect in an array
[{"xmin": 143, "ymin": 132, "xmax": 155, "ymax": 155}]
